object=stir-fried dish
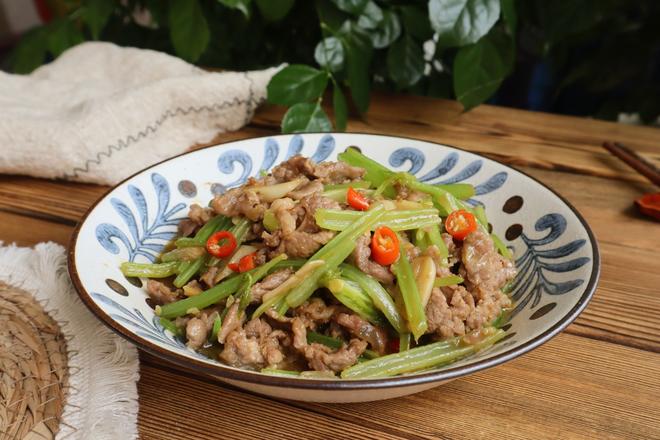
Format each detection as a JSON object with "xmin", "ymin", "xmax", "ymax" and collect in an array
[{"xmin": 121, "ymin": 148, "xmax": 517, "ymax": 379}]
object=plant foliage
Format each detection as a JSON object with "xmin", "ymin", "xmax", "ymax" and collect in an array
[{"xmin": 8, "ymin": 0, "xmax": 659, "ymax": 131}]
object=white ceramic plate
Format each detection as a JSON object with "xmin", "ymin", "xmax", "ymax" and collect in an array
[{"xmin": 68, "ymin": 133, "xmax": 599, "ymax": 402}]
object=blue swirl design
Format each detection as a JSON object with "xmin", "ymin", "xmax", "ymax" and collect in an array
[
  {"xmin": 387, "ymin": 147, "xmax": 507, "ymax": 198},
  {"xmin": 217, "ymin": 149, "xmax": 253, "ymax": 188},
  {"xmin": 285, "ymin": 135, "xmax": 304, "ymax": 158},
  {"xmin": 92, "ymin": 292, "xmax": 208, "ymax": 359},
  {"xmin": 508, "ymin": 213, "xmax": 590, "ymax": 317},
  {"xmin": 96, "ymin": 173, "xmax": 185, "ymax": 262}
]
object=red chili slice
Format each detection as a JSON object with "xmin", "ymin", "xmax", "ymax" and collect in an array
[
  {"xmin": 371, "ymin": 226, "xmax": 400, "ymax": 266},
  {"xmin": 347, "ymin": 187, "xmax": 370, "ymax": 211},
  {"xmin": 206, "ymin": 231, "xmax": 237, "ymax": 258},
  {"xmin": 445, "ymin": 209, "xmax": 478, "ymax": 240},
  {"xmin": 635, "ymin": 192, "xmax": 660, "ymax": 221}
]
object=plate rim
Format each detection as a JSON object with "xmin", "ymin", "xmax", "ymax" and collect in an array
[{"xmin": 67, "ymin": 132, "xmax": 601, "ymax": 390}]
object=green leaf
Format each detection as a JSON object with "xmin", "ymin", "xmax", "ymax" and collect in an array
[
  {"xmin": 369, "ymin": 9, "xmax": 401, "ymax": 49},
  {"xmin": 47, "ymin": 19, "xmax": 84, "ymax": 57},
  {"xmin": 500, "ymin": 0, "xmax": 517, "ymax": 34},
  {"xmin": 256, "ymin": 0, "xmax": 294, "ymax": 21},
  {"xmin": 146, "ymin": 0, "xmax": 168, "ymax": 26},
  {"xmin": 282, "ymin": 103, "xmax": 333, "ymax": 133},
  {"xmin": 267, "ymin": 65, "xmax": 329, "ymax": 106},
  {"xmin": 429, "ymin": 0, "xmax": 500, "ymax": 47},
  {"xmin": 339, "ymin": 21, "xmax": 373, "ymax": 113},
  {"xmin": 356, "ymin": 1, "xmax": 383, "ymax": 30},
  {"xmin": 387, "ymin": 34, "xmax": 425, "ymax": 88},
  {"xmin": 333, "ymin": 85, "xmax": 348, "ymax": 131},
  {"xmin": 218, "ymin": 0, "xmax": 252, "ymax": 18},
  {"xmin": 84, "ymin": 0, "xmax": 115, "ymax": 39},
  {"xmin": 169, "ymin": 0, "xmax": 210, "ymax": 62},
  {"xmin": 9, "ymin": 27, "xmax": 48, "ymax": 74},
  {"xmin": 316, "ymin": 0, "xmax": 350, "ymax": 32},
  {"xmin": 331, "ymin": 0, "xmax": 368, "ymax": 15},
  {"xmin": 315, "ymin": 37, "xmax": 345, "ymax": 72},
  {"xmin": 400, "ymin": 5, "xmax": 433, "ymax": 41},
  {"xmin": 453, "ymin": 30, "xmax": 514, "ymax": 110}
]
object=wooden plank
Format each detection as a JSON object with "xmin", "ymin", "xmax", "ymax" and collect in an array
[
  {"xmin": 137, "ymin": 361, "xmax": 408, "ymax": 440},
  {"xmin": 0, "ymin": 210, "xmax": 72, "ymax": 247},
  {"xmin": 137, "ymin": 334, "xmax": 659, "ymax": 440},
  {"xmin": 251, "ymin": 94, "xmax": 660, "ymax": 184}
]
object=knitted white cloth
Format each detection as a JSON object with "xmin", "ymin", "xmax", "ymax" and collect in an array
[
  {"xmin": 0, "ymin": 42, "xmax": 278, "ymax": 185},
  {"xmin": 0, "ymin": 242, "xmax": 139, "ymax": 440}
]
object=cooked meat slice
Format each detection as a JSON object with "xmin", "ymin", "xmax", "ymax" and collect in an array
[
  {"xmin": 254, "ymin": 248, "xmax": 268, "ymax": 266},
  {"xmin": 425, "ymin": 287, "xmax": 468, "ymax": 339},
  {"xmin": 271, "ymin": 155, "xmax": 316, "ymax": 182},
  {"xmin": 291, "ymin": 318, "xmax": 366, "ymax": 373},
  {"xmin": 398, "ymin": 231, "xmax": 421, "ymax": 261},
  {"xmin": 294, "ymin": 297, "xmax": 336, "ymax": 330},
  {"xmin": 297, "ymin": 193, "xmax": 341, "ymax": 233},
  {"xmin": 221, "ymin": 318, "xmax": 289, "ymax": 369},
  {"xmin": 146, "ymin": 280, "xmax": 179, "ymax": 305},
  {"xmin": 185, "ymin": 318, "xmax": 208, "ymax": 349},
  {"xmin": 270, "ymin": 197, "xmax": 298, "ymax": 234},
  {"xmin": 312, "ymin": 161, "xmax": 365, "ymax": 184},
  {"xmin": 281, "ymin": 230, "xmax": 335, "ymax": 258},
  {"xmin": 244, "ymin": 318, "xmax": 289, "ymax": 366},
  {"xmin": 250, "ymin": 268, "xmax": 294, "ymax": 303},
  {"xmin": 177, "ymin": 219, "xmax": 198, "ymax": 237},
  {"xmin": 442, "ymin": 233, "xmax": 461, "ymax": 266},
  {"xmin": 461, "ymin": 230, "xmax": 517, "ymax": 291},
  {"xmin": 217, "ymin": 302, "xmax": 244, "ymax": 344},
  {"xmin": 200, "ymin": 266, "xmax": 219, "ymax": 288},
  {"xmin": 211, "ymin": 187, "xmax": 265, "ymax": 221},
  {"xmin": 189, "ymin": 203, "xmax": 214, "ymax": 225},
  {"xmin": 394, "ymin": 182, "xmax": 426, "ymax": 202},
  {"xmin": 288, "ymin": 180, "xmax": 324, "ymax": 200},
  {"xmin": 352, "ymin": 233, "xmax": 394, "ymax": 284},
  {"xmin": 334, "ymin": 312, "xmax": 389, "ymax": 355},
  {"xmin": 220, "ymin": 328, "xmax": 264, "ymax": 368}
]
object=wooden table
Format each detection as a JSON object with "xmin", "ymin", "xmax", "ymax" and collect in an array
[{"xmin": 1, "ymin": 94, "xmax": 659, "ymax": 439}]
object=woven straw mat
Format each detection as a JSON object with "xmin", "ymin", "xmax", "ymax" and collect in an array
[{"xmin": 0, "ymin": 282, "xmax": 68, "ymax": 440}]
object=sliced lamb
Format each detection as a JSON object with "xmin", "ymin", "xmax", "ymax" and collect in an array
[
  {"xmin": 220, "ymin": 328, "xmax": 264, "ymax": 368},
  {"xmin": 334, "ymin": 312, "xmax": 389, "ymax": 355},
  {"xmin": 287, "ymin": 180, "xmax": 324, "ymax": 200},
  {"xmin": 250, "ymin": 268, "xmax": 294, "ymax": 303},
  {"xmin": 293, "ymin": 297, "xmax": 337, "ymax": 330},
  {"xmin": 312, "ymin": 161, "xmax": 365, "ymax": 184},
  {"xmin": 200, "ymin": 266, "xmax": 219, "ymax": 288},
  {"xmin": 211, "ymin": 187, "xmax": 265, "ymax": 221},
  {"xmin": 461, "ymin": 230, "xmax": 517, "ymax": 291},
  {"xmin": 188, "ymin": 203, "xmax": 214, "ymax": 225},
  {"xmin": 177, "ymin": 219, "xmax": 198, "ymax": 237},
  {"xmin": 442, "ymin": 233, "xmax": 461, "ymax": 266},
  {"xmin": 220, "ymin": 318, "xmax": 289, "ymax": 369},
  {"xmin": 351, "ymin": 233, "xmax": 394, "ymax": 284},
  {"xmin": 296, "ymin": 193, "xmax": 340, "ymax": 233},
  {"xmin": 185, "ymin": 318, "xmax": 208, "ymax": 349},
  {"xmin": 146, "ymin": 280, "xmax": 179, "ymax": 305},
  {"xmin": 217, "ymin": 302, "xmax": 244, "ymax": 344},
  {"xmin": 264, "ymin": 229, "xmax": 335, "ymax": 259},
  {"xmin": 291, "ymin": 318, "xmax": 367, "ymax": 373},
  {"xmin": 271, "ymin": 155, "xmax": 316, "ymax": 182}
]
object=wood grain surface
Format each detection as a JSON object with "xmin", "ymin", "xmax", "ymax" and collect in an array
[{"xmin": 1, "ymin": 94, "xmax": 659, "ymax": 439}]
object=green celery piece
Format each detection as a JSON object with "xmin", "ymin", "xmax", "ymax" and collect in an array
[
  {"xmin": 341, "ymin": 328, "xmax": 505, "ymax": 378},
  {"xmin": 120, "ymin": 261, "xmax": 178, "ymax": 278},
  {"xmin": 399, "ymin": 333, "xmax": 411, "ymax": 352},
  {"xmin": 392, "ymin": 251, "xmax": 428, "ymax": 340},
  {"xmin": 491, "ymin": 233, "xmax": 513, "ymax": 260},
  {"xmin": 323, "ymin": 181, "xmax": 372, "ymax": 191},
  {"xmin": 340, "ymin": 264, "xmax": 404, "ymax": 334},
  {"xmin": 210, "ymin": 315, "xmax": 222, "ymax": 342},
  {"xmin": 307, "ymin": 331, "xmax": 343, "ymax": 349},
  {"xmin": 173, "ymin": 255, "xmax": 208, "ymax": 288},
  {"xmin": 315, "ymin": 208, "xmax": 440, "ymax": 232},
  {"xmin": 158, "ymin": 254, "xmax": 287, "ymax": 319},
  {"xmin": 434, "ymin": 275, "xmax": 464, "ymax": 287},
  {"xmin": 425, "ymin": 223, "xmax": 448, "ymax": 262},
  {"xmin": 284, "ymin": 204, "xmax": 387, "ymax": 308},
  {"xmin": 338, "ymin": 147, "xmax": 393, "ymax": 188},
  {"xmin": 324, "ymin": 278, "xmax": 384, "ymax": 326},
  {"xmin": 159, "ymin": 317, "xmax": 183, "ymax": 337}
]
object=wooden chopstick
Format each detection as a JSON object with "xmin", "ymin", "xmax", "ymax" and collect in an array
[{"xmin": 602, "ymin": 141, "xmax": 660, "ymax": 187}]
